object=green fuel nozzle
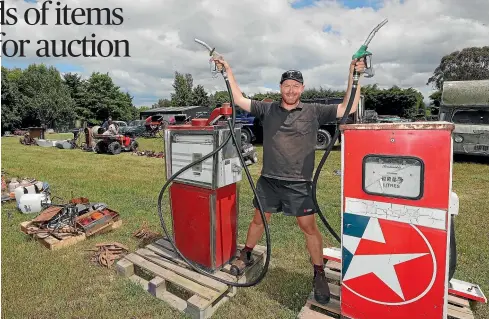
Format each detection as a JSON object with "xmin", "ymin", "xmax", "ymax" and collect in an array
[
  {"xmin": 352, "ymin": 44, "xmax": 372, "ymax": 60},
  {"xmin": 351, "ymin": 18, "xmax": 388, "ymax": 80}
]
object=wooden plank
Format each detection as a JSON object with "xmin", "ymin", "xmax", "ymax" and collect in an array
[
  {"xmin": 37, "ymin": 232, "xmax": 86, "ymax": 250},
  {"xmin": 324, "ymin": 268, "xmax": 341, "ymax": 281},
  {"xmin": 448, "ymin": 294, "xmax": 471, "ymax": 308},
  {"xmin": 147, "ymin": 242, "xmax": 187, "ymax": 267},
  {"xmin": 306, "ymin": 295, "xmax": 341, "ymax": 316},
  {"xmin": 298, "ymin": 305, "xmax": 336, "ymax": 319},
  {"xmin": 123, "ymin": 253, "xmax": 218, "ymax": 301},
  {"xmin": 326, "ymin": 260, "xmax": 341, "ymax": 271},
  {"xmin": 160, "ymin": 291, "xmax": 188, "ymax": 312},
  {"xmin": 447, "ymin": 303, "xmax": 474, "ymax": 319},
  {"xmin": 135, "ymin": 248, "xmax": 228, "ymax": 293},
  {"xmin": 306, "ymin": 290, "xmax": 341, "ymax": 314}
]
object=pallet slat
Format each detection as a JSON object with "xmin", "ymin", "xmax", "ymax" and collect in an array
[
  {"xmin": 447, "ymin": 303, "xmax": 475, "ymax": 319},
  {"xmin": 298, "ymin": 306, "xmax": 336, "ymax": 319}
]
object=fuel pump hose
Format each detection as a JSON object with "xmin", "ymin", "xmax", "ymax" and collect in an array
[
  {"xmin": 312, "ymin": 75, "xmax": 360, "ymax": 243},
  {"xmin": 156, "ymin": 75, "xmax": 271, "ymax": 288},
  {"xmin": 312, "ymin": 18, "xmax": 388, "ymax": 244}
]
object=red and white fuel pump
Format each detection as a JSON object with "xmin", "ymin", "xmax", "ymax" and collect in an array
[
  {"xmin": 163, "ymin": 104, "xmax": 243, "ymax": 272},
  {"xmin": 321, "ymin": 121, "xmax": 487, "ymax": 319}
]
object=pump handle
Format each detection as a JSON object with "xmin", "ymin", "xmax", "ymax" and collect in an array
[{"xmin": 195, "ymin": 38, "xmax": 225, "ymax": 73}]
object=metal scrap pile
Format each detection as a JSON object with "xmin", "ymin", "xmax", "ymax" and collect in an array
[
  {"xmin": 88, "ymin": 242, "xmax": 129, "ymax": 268},
  {"xmin": 25, "ymin": 197, "xmax": 118, "ymax": 239},
  {"xmin": 131, "ymin": 150, "xmax": 165, "ymax": 158}
]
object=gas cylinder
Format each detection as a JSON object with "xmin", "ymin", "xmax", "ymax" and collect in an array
[
  {"xmin": 8, "ymin": 178, "xmax": 20, "ymax": 193},
  {"xmin": 19, "ymin": 193, "xmax": 51, "ymax": 214},
  {"xmin": 14, "ymin": 186, "xmax": 26, "ymax": 206}
]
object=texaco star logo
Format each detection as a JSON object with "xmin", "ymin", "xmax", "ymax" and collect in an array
[{"xmin": 342, "ymin": 214, "xmax": 437, "ymax": 305}]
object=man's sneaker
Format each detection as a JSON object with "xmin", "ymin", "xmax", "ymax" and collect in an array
[
  {"xmin": 230, "ymin": 249, "xmax": 254, "ymax": 276},
  {"xmin": 313, "ymin": 272, "xmax": 331, "ymax": 304}
]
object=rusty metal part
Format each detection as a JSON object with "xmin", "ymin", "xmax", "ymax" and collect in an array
[
  {"xmin": 89, "ymin": 242, "xmax": 129, "ymax": 268},
  {"xmin": 95, "ymin": 242, "xmax": 129, "ymax": 251},
  {"xmin": 70, "ymin": 197, "xmax": 90, "ymax": 204},
  {"xmin": 132, "ymin": 222, "xmax": 162, "ymax": 242},
  {"xmin": 31, "ymin": 206, "xmax": 63, "ymax": 223},
  {"xmin": 131, "ymin": 150, "xmax": 165, "ymax": 158}
]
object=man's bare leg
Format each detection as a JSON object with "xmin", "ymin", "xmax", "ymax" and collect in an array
[
  {"xmin": 245, "ymin": 208, "xmax": 272, "ymax": 248},
  {"xmin": 296, "ymin": 214, "xmax": 323, "ymax": 265}
]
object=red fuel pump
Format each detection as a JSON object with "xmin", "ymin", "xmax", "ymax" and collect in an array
[
  {"xmin": 319, "ymin": 122, "xmax": 487, "ymax": 319},
  {"xmin": 163, "ymin": 104, "xmax": 241, "ymax": 271}
]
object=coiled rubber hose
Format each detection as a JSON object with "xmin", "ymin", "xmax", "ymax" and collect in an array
[{"xmin": 157, "ymin": 75, "xmax": 271, "ymax": 287}]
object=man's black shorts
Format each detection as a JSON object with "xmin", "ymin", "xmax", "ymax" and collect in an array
[{"xmin": 252, "ymin": 175, "xmax": 316, "ymax": 217}]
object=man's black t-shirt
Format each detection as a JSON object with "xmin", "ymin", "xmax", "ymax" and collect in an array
[{"xmin": 250, "ymin": 100, "xmax": 338, "ymax": 182}]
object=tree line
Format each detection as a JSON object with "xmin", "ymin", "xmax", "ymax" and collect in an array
[
  {"xmin": 150, "ymin": 72, "xmax": 426, "ymax": 119},
  {"xmin": 1, "ymin": 64, "xmax": 137, "ymax": 133},
  {"xmin": 2, "ymin": 46, "xmax": 487, "ymax": 133}
]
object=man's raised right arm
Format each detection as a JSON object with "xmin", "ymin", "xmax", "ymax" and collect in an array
[{"xmin": 213, "ymin": 57, "xmax": 252, "ymax": 112}]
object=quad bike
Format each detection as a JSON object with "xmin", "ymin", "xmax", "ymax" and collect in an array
[{"xmin": 92, "ymin": 133, "xmax": 139, "ymax": 155}]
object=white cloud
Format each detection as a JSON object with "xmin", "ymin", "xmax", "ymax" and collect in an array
[{"xmin": 2, "ymin": 0, "xmax": 488, "ymax": 106}]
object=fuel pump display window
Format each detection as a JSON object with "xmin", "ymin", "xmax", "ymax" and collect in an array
[{"xmin": 362, "ymin": 155, "xmax": 424, "ymax": 199}]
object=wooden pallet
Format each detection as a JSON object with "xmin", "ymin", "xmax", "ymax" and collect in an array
[
  {"xmin": 298, "ymin": 261, "xmax": 476, "ymax": 319},
  {"xmin": 116, "ymin": 238, "xmax": 267, "ymax": 319},
  {"xmin": 20, "ymin": 219, "xmax": 122, "ymax": 250}
]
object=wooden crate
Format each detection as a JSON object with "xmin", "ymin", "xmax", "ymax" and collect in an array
[
  {"xmin": 298, "ymin": 260, "xmax": 476, "ymax": 319},
  {"xmin": 116, "ymin": 238, "xmax": 267, "ymax": 319},
  {"xmin": 20, "ymin": 218, "xmax": 122, "ymax": 250}
]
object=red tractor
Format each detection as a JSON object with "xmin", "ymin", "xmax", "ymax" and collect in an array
[{"xmin": 92, "ymin": 133, "xmax": 138, "ymax": 155}]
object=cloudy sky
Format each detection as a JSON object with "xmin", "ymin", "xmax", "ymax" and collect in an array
[{"xmin": 1, "ymin": 0, "xmax": 488, "ymax": 107}]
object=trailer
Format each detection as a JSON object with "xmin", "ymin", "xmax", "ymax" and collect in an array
[{"xmin": 438, "ymin": 80, "xmax": 489, "ymax": 157}]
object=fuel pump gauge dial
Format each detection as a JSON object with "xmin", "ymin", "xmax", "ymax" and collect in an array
[{"xmin": 363, "ymin": 155, "xmax": 424, "ymax": 200}]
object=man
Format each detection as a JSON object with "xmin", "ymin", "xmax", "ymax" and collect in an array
[
  {"xmin": 102, "ymin": 117, "xmax": 119, "ymax": 135},
  {"xmin": 213, "ymin": 56, "xmax": 365, "ymax": 305}
]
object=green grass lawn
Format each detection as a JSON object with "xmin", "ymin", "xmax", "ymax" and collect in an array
[{"xmin": 2, "ymin": 133, "xmax": 488, "ymax": 319}]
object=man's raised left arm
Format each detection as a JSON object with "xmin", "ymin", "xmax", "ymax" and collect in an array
[{"xmin": 336, "ymin": 59, "xmax": 366, "ymax": 118}]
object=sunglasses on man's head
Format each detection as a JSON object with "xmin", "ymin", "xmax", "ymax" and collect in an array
[{"xmin": 284, "ymin": 70, "xmax": 301, "ymax": 77}]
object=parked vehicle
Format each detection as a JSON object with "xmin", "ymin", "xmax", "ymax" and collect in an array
[
  {"xmin": 301, "ymin": 95, "xmax": 366, "ymax": 149},
  {"xmin": 92, "ymin": 134, "xmax": 138, "ymax": 155},
  {"xmin": 233, "ymin": 96, "xmax": 366, "ymax": 149},
  {"xmin": 113, "ymin": 121, "xmax": 128, "ymax": 129},
  {"xmin": 438, "ymin": 80, "xmax": 489, "ymax": 157},
  {"xmin": 234, "ymin": 107, "xmax": 263, "ymax": 144},
  {"xmin": 119, "ymin": 120, "xmax": 147, "ymax": 137}
]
